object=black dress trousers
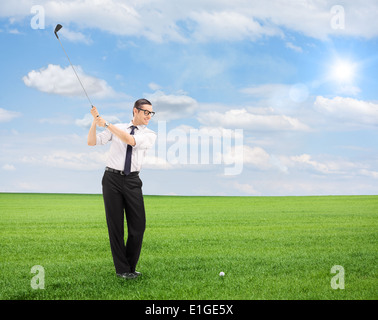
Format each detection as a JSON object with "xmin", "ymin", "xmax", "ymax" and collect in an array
[{"xmin": 102, "ymin": 170, "xmax": 146, "ymax": 274}]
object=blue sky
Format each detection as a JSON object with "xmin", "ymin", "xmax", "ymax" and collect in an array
[{"xmin": 0, "ymin": 0, "xmax": 377, "ymax": 196}]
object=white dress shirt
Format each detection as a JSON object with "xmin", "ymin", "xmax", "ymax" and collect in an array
[{"xmin": 96, "ymin": 121, "xmax": 156, "ymax": 172}]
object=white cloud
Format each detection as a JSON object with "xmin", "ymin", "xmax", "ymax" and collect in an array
[
  {"xmin": 198, "ymin": 108, "xmax": 309, "ymax": 131},
  {"xmin": 58, "ymin": 27, "xmax": 93, "ymax": 44},
  {"xmin": 146, "ymin": 90, "xmax": 198, "ymax": 121},
  {"xmin": 143, "ymin": 155, "xmax": 174, "ymax": 170},
  {"xmin": 22, "ymin": 64, "xmax": 118, "ymax": 99},
  {"xmin": 22, "ymin": 150, "xmax": 107, "ymax": 171},
  {"xmin": 240, "ymin": 83, "xmax": 310, "ymax": 106},
  {"xmin": 285, "ymin": 42, "xmax": 303, "ymax": 53},
  {"xmin": 40, "ymin": 115, "xmax": 73, "ymax": 125},
  {"xmin": 223, "ymin": 145, "xmax": 271, "ymax": 169},
  {"xmin": 2, "ymin": 1, "xmax": 378, "ymax": 42},
  {"xmin": 2, "ymin": 164, "xmax": 16, "ymax": 171},
  {"xmin": 75, "ymin": 113, "xmax": 122, "ymax": 129},
  {"xmin": 0, "ymin": 108, "xmax": 21, "ymax": 122},
  {"xmin": 359, "ymin": 169, "xmax": 378, "ymax": 179},
  {"xmin": 253, "ymin": 0, "xmax": 378, "ymax": 40},
  {"xmin": 148, "ymin": 82, "xmax": 162, "ymax": 91},
  {"xmin": 335, "ymin": 85, "xmax": 361, "ymax": 96},
  {"xmin": 240, "ymin": 84, "xmax": 289, "ymax": 99},
  {"xmin": 222, "ymin": 145, "xmax": 292, "ymax": 174},
  {"xmin": 9, "ymin": 28, "xmax": 21, "ymax": 34},
  {"xmin": 290, "ymin": 154, "xmax": 335, "ymax": 174},
  {"xmin": 12, "ymin": 182, "xmax": 39, "ymax": 192},
  {"xmin": 189, "ymin": 10, "xmax": 281, "ymax": 42},
  {"xmin": 45, "ymin": 0, "xmax": 185, "ymax": 43},
  {"xmin": 284, "ymin": 153, "xmax": 362, "ymax": 175},
  {"xmin": 242, "ymin": 146, "xmax": 272, "ymax": 170},
  {"xmin": 314, "ymin": 96, "xmax": 378, "ymax": 126},
  {"xmin": 231, "ymin": 181, "xmax": 260, "ymax": 195}
]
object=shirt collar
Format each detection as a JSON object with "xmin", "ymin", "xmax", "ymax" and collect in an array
[{"xmin": 127, "ymin": 121, "xmax": 145, "ymax": 130}]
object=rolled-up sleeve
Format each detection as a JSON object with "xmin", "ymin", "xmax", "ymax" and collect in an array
[
  {"xmin": 96, "ymin": 129, "xmax": 112, "ymax": 145},
  {"xmin": 133, "ymin": 131, "xmax": 157, "ymax": 150}
]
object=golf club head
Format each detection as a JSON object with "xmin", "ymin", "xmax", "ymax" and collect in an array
[{"xmin": 54, "ymin": 24, "xmax": 63, "ymax": 39}]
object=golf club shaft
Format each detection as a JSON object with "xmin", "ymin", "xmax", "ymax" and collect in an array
[{"xmin": 56, "ymin": 36, "xmax": 94, "ymax": 108}]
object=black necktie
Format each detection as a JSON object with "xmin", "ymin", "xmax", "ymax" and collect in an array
[{"xmin": 124, "ymin": 125, "xmax": 137, "ymax": 175}]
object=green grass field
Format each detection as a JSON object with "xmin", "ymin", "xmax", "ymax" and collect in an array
[{"xmin": 0, "ymin": 193, "xmax": 377, "ymax": 300}]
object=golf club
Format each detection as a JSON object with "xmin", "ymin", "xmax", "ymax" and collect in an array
[{"xmin": 54, "ymin": 24, "xmax": 94, "ymax": 109}]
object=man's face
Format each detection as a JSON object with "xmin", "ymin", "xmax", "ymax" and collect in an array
[{"xmin": 133, "ymin": 104, "xmax": 154, "ymax": 125}]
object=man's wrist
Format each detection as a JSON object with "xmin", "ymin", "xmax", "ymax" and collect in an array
[{"xmin": 105, "ymin": 121, "xmax": 110, "ymax": 128}]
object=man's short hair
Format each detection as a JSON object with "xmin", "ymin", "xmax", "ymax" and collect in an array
[{"xmin": 133, "ymin": 99, "xmax": 152, "ymax": 116}]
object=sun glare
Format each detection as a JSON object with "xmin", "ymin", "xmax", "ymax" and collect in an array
[{"xmin": 331, "ymin": 60, "xmax": 356, "ymax": 83}]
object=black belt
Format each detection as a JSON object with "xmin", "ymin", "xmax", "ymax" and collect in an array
[{"xmin": 105, "ymin": 167, "xmax": 139, "ymax": 176}]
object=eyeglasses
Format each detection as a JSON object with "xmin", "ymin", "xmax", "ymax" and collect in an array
[{"xmin": 136, "ymin": 107, "xmax": 155, "ymax": 117}]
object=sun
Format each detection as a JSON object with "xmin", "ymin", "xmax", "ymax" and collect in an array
[{"xmin": 330, "ymin": 59, "xmax": 356, "ymax": 83}]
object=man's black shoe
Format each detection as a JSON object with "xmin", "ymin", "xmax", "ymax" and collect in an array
[{"xmin": 117, "ymin": 272, "xmax": 138, "ymax": 279}]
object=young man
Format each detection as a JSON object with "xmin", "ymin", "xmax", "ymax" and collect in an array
[{"xmin": 88, "ymin": 99, "xmax": 156, "ymax": 279}]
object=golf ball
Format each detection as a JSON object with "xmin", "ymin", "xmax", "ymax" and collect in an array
[{"xmin": 219, "ymin": 271, "xmax": 225, "ymax": 277}]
